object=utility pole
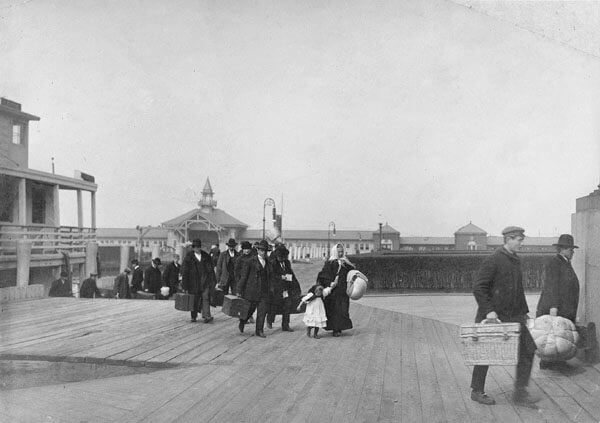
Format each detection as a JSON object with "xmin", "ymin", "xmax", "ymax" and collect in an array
[
  {"xmin": 136, "ymin": 225, "xmax": 152, "ymax": 262},
  {"xmin": 379, "ymin": 222, "xmax": 383, "ymax": 252}
]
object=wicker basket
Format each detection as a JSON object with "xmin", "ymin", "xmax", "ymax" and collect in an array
[{"xmin": 460, "ymin": 322, "xmax": 520, "ymax": 366}]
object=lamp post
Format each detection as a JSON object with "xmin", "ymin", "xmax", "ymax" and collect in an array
[
  {"xmin": 327, "ymin": 221, "xmax": 336, "ymax": 253},
  {"xmin": 135, "ymin": 225, "xmax": 152, "ymax": 262},
  {"xmin": 379, "ymin": 222, "xmax": 383, "ymax": 251},
  {"xmin": 262, "ymin": 197, "xmax": 275, "ymax": 240}
]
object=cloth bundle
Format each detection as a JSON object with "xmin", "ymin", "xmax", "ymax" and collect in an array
[
  {"xmin": 530, "ymin": 315, "xmax": 579, "ymax": 361},
  {"xmin": 346, "ymin": 270, "xmax": 368, "ymax": 300}
]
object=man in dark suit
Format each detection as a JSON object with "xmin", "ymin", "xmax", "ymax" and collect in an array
[
  {"xmin": 237, "ymin": 239, "xmax": 274, "ymax": 338},
  {"xmin": 49, "ymin": 270, "xmax": 72, "ymax": 297},
  {"xmin": 182, "ymin": 239, "xmax": 215, "ymax": 323},
  {"xmin": 216, "ymin": 238, "xmax": 239, "ymax": 294},
  {"xmin": 130, "ymin": 259, "xmax": 144, "ymax": 295},
  {"xmin": 471, "ymin": 226, "xmax": 537, "ymax": 406},
  {"xmin": 144, "ymin": 258, "xmax": 162, "ymax": 299},
  {"xmin": 79, "ymin": 273, "xmax": 101, "ymax": 298},
  {"xmin": 536, "ymin": 234, "xmax": 580, "ymax": 369},
  {"xmin": 162, "ymin": 254, "xmax": 181, "ymax": 299},
  {"xmin": 113, "ymin": 268, "xmax": 131, "ymax": 299},
  {"xmin": 267, "ymin": 245, "xmax": 300, "ymax": 331}
]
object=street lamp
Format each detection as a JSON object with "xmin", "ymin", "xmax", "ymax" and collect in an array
[
  {"xmin": 327, "ymin": 221, "xmax": 336, "ymax": 253},
  {"xmin": 262, "ymin": 197, "xmax": 276, "ymax": 240},
  {"xmin": 135, "ymin": 225, "xmax": 152, "ymax": 262}
]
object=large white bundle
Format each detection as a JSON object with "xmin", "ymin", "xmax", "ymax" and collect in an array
[
  {"xmin": 160, "ymin": 286, "xmax": 170, "ymax": 297},
  {"xmin": 346, "ymin": 270, "xmax": 368, "ymax": 300},
  {"xmin": 530, "ymin": 315, "xmax": 579, "ymax": 361}
]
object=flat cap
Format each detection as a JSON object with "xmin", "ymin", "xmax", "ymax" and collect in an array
[{"xmin": 501, "ymin": 226, "xmax": 525, "ymax": 237}]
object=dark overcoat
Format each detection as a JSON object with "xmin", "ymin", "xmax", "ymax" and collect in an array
[
  {"xmin": 162, "ymin": 261, "xmax": 181, "ymax": 294},
  {"xmin": 234, "ymin": 253, "xmax": 253, "ymax": 288},
  {"xmin": 79, "ymin": 278, "xmax": 101, "ymax": 298},
  {"xmin": 113, "ymin": 273, "xmax": 130, "ymax": 299},
  {"xmin": 536, "ymin": 254, "xmax": 580, "ymax": 322},
  {"xmin": 216, "ymin": 250, "xmax": 239, "ymax": 286},
  {"xmin": 473, "ymin": 247, "xmax": 530, "ymax": 323},
  {"xmin": 270, "ymin": 258, "xmax": 301, "ymax": 305},
  {"xmin": 49, "ymin": 278, "xmax": 72, "ymax": 297},
  {"xmin": 318, "ymin": 259, "xmax": 354, "ymax": 331},
  {"xmin": 181, "ymin": 250, "xmax": 216, "ymax": 296},
  {"xmin": 131, "ymin": 266, "xmax": 144, "ymax": 291},
  {"xmin": 144, "ymin": 266, "xmax": 162, "ymax": 294},
  {"xmin": 237, "ymin": 256, "xmax": 274, "ymax": 302}
]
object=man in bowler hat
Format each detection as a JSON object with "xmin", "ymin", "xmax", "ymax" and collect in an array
[
  {"xmin": 216, "ymin": 238, "xmax": 239, "ymax": 294},
  {"xmin": 49, "ymin": 269, "xmax": 72, "ymax": 297},
  {"xmin": 471, "ymin": 226, "xmax": 538, "ymax": 406},
  {"xmin": 182, "ymin": 239, "xmax": 215, "ymax": 323},
  {"xmin": 237, "ymin": 240, "xmax": 274, "ymax": 338},
  {"xmin": 80, "ymin": 273, "xmax": 101, "ymax": 298},
  {"xmin": 267, "ymin": 245, "xmax": 300, "ymax": 331},
  {"xmin": 536, "ymin": 234, "xmax": 580, "ymax": 369}
]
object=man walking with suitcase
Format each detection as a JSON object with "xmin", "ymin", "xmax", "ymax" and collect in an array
[
  {"xmin": 182, "ymin": 239, "xmax": 215, "ymax": 323},
  {"xmin": 471, "ymin": 226, "xmax": 537, "ymax": 406}
]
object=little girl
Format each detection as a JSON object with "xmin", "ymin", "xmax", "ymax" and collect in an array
[{"xmin": 298, "ymin": 284, "xmax": 329, "ymax": 339}]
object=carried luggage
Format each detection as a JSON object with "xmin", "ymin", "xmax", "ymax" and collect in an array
[
  {"xmin": 531, "ymin": 315, "xmax": 579, "ymax": 361},
  {"xmin": 222, "ymin": 295, "xmax": 250, "ymax": 319},
  {"xmin": 210, "ymin": 289, "xmax": 224, "ymax": 307},
  {"xmin": 346, "ymin": 270, "xmax": 368, "ymax": 300},
  {"xmin": 460, "ymin": 321, "xmax": 520, "ymax": 366},
  {"xmin": 174, "ymin": 292, "xmax": 195, "ymax": 311}
]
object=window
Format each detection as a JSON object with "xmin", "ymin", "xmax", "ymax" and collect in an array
[
  {"xmin": 365, "ymin": 244, "xmax": 370, "ymax": 250},
  {"xmin": 12, "ymin": 123, "xmax": 23, "ymax": 144},
  {"xmin": 360, "ymin": 243, "xmax": 364, "ymax": 250}
]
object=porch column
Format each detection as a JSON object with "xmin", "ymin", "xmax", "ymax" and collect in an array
[
  {"xmin": 91, "ymin": 191, "xmax": 96, "ymax": 229},
  {"xmin": 53, "ymin": 184, "xmax": 60, "ymax": 227},
  {"xmin": 16, "ymin": 239, "xmax": 31, "ymax": 287},
  {"xmin": 85, "ymin": 241, "xmax": 98, "ymax": 277},
  {"xmin": 77, "ymin": 189, "xmax": 83, "ymax": 228},
  {"xmin": 119, "ymin": 245, "xmax": 130, "ymax": 272},
  {"xmin": 18, "ymin": 178, "xmax": 26, "ymax": 226}
]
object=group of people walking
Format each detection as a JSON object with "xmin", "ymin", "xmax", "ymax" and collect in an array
[
  {"xmin": 180, "ymin": 237, "xmax": 357, "ymax": 339},
  {"xmin": 112, "ymin": 256, "xmax": 181, "ymax": 300},
  {"xmin": 470, "ymin": 227, "xmax": 580, "ymax": 407}
]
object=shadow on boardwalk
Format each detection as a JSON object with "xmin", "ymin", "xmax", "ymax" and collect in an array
[{"xmin": 1, "ymin": 297, "xmax": 599, "ymax": 422}]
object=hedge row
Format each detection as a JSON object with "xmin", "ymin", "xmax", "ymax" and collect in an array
[{"xmin": 351, "ymin": 253, "xmax": 552, "ymax": 291}]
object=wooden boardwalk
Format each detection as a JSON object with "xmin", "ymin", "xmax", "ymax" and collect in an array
[{"xmin": 2, "ymin": 297, "xmax": 600, "ymax": 422}]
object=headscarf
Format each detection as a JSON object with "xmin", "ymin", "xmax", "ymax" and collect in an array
[{"xmin": 328, "ymin": 243, "xmax": 354, "ymax": 267}]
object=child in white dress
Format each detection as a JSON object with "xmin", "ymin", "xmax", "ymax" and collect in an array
[{"xmin": 298, "ymin": 284, "xmax": 329, "ymax": 339}]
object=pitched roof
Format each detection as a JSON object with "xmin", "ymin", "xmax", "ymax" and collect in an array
[
  {"xmin": 97, "ymin": 227, "xmax": 168, "ymax": 239},
  {"xmin": 161, "ymin": 208, "xmax": 248, "ymax": 228},
  {"xmin": 202, "ymin": 178, "xmax": 214, "ymax": 195},
  {"xmin": 375, "ymin": 224, "xmax": 399, "ymax": 234},
  {"xmin": 454, "ymin": 222, "xmax": 487, "ymax": 235}
]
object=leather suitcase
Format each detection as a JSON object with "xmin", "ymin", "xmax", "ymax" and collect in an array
[
  {"xmin": 210, "ymin": 289, "xmax": 224, "ymax": 307},
  {"xmin": 222, "ymin": 295, "xmax": 250, "ymax": 319},
  {"xmin": 174, "ymin": 292, "xmax": 195, "ymax": 311}
]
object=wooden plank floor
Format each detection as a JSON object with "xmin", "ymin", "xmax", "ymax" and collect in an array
[{"xmin": 2, "ymin": 297, "xmax": 600, "ymax": 422}]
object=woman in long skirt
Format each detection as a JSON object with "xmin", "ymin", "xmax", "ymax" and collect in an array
[{"xmin": 317, "ymin": 243, "xmax": 354, "ymax": 337}]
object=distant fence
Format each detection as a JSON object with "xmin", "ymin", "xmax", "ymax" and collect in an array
[{"xmin": 351, "ymin": 251, "xmax": 553, "ymax": 291}]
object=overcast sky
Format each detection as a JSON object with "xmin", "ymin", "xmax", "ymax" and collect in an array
[{"xmin": 1, "ymin": 0, "xmax": 599, "ymax": 237}]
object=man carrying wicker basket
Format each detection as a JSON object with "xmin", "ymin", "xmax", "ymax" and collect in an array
[{"xmin": 470, "ymin": 226, "xmax": 538, "ymax": 406}]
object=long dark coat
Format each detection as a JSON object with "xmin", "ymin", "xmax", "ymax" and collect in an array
[
  {"xmin": 216, "ymin": 250, "xmax": 239, "ymax": 286},
  {"xmin": 181, "ymin": 250, "xmax": 216, "ymax": 296},
  {"xmin": 536, "ymin": 254, "xmax": 580, "ymax": 322},
  {"xmin": 318, "ymin": 259, "xmax": 354, "ymax": 331},
  {"xmin": 237, "ymin": 256, "xmax": 274, "ymax": 302},
  {"xmin": 113, "ymin": 273, "xmax": 130, "ymax": 299},
  {"xmin": 131, "ymin": 266, "xmax": 143, "ymax": 292},
  {"xmin": 270, "ymin": 258, "xmax": 301, "ymax": 306},
  {"xmin": 79, "ymin": 278, "xmax": 101, "ymax": 298},
  {"xmin": 234, "ymin": 253, "xmax": 253, "ymax": 289},
  {"xmin": 162, "ymin": 261, "xmax": 181, "ymax": 295},
  {"xmin": 473, "ymin": 247, "xmax": 530, "ymax": 323},
  {"xmin": 144, "ymin": 266, "xmax": 162, "ymax": 294},
  {"xmin": 49, "ymin": 278, "xmax": 72, "ymax": 297}
]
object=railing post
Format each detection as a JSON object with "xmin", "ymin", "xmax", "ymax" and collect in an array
[{"xmin": 16, "ymin": 239, "xmax": 31, "ymax": 287}]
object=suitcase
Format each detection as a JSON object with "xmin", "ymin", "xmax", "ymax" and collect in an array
[
  {"xmin": 222, "ymin": 295, "xmax": 250, "ymax": 319},
  {"xmin": 460, "ymin": 322, "xmax": 520, "ymax": 366},
  {"xmin": 174, "ymin": 292, "xmax": 195, "ymax": 311},
  {"xmin": 210, "ymin": 289, "xmax": 225, "ymax": 307}
]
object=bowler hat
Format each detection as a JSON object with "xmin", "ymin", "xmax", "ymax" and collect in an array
[
  {"xmin": 241, "ymin": 241, "xmax": 252, "ymax": 249},
  {"xmin": 152, "ymin": 257, "xmax": 162, "ymax": 265},
  {"xmin": 191, "ymin": 239, "xmax": 202, "ymax": 248},
  {"xmin": 501, "ymin": 226, "xmax": 526, "ymax": 237},
  {"xmin": 89, "ymin": 272, "xmax": 98, "ymax": 277},
  {"xmin": 256, "ymin": 240, "xmax": 272, "ymax": 251},
  {"xmin": 60, "ymin": 270, "xmax": 68, "ymax": 277},
  {"xmin": 226, "ymin": 238, "xmax": 238, "ymax": 247},
  {"xmin": 553, "ymin": 234, "xmax": 578, "ymax": 249}
]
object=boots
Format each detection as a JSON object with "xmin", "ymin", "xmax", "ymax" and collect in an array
[
  {"xmin": 313, "ymin": 328, "xmax": 320, "ymax": 339},
  {"xmin": 306, "ymin": 327, "xmax": 312, "ymax": 338}
]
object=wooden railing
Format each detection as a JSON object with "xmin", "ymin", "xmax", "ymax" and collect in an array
[{"xmin": 0, "ymin": 225, "xmax": 96, "ymax": 255}]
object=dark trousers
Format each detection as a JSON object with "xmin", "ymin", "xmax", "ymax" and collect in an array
[
  {"xmin": 242, "ymin": 298, "xmax": 268, "ymax": 334},
  {"xmin": 471, "ymin": 319, "xmax": 534, "ymax": 392},
  {"xmin": 190, "ymin": 286, "xmax": 211, "ymax": 320},
  {"xmin": 220, "ymin": 278, "xmax": 236, "ymax": 295},
  {"xmin": 267, "ymin": 297, "xmax": 291, "ymax": 329}
]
